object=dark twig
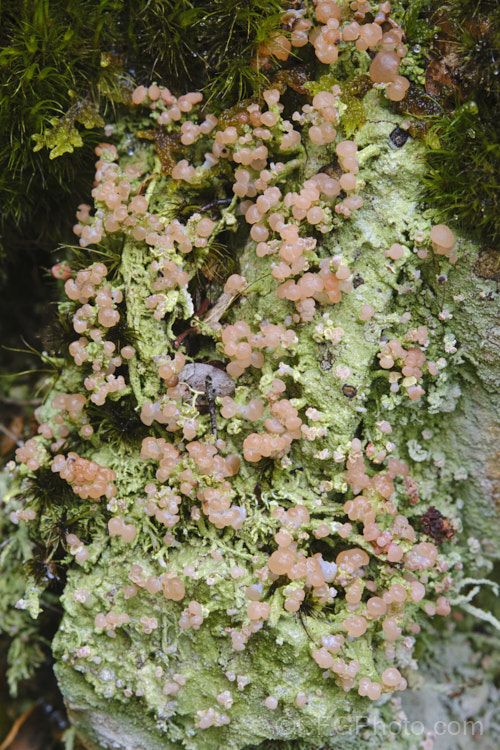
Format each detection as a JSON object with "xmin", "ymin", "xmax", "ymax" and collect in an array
[{"xmin": 205, "ymin": 376, "xmax": 218, "ymax": 438}]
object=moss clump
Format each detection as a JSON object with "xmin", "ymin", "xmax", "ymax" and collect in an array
[
  {"xmin": 398, "ymin": 0, "xmax": 500, "ymax": 246},
  {"xmin": 0, "ymin": 0, "xmax": 286, "ymax": 269},
  {"xmin": 425, "ymin": 103, "xmax": 500, "ymax": 243}
]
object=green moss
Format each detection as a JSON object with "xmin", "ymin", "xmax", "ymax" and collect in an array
[
  {"xmin": 0, "ymin": 0, "xmax": 286, "ymax": 267},
  {"xmin": 397, "ymin": 0, "xmax": 500, "ymax": 246},
  {"xmin": 424, "ymin": 103, "xmax": 500, "ymax": 244},
  {"xmin": 401, "ymin": 0, "xmax": 437, "ymax": 44},
  {"xmin": 32, "ymin": 100, "xmax": 105, "ymax": 159}
]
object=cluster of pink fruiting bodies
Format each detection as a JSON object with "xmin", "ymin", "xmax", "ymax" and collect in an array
[
  {"xmin": 258, "ymin": 0, "xmax": 410, "ymax": 103},
  {"xmin": 15, "ymin": 0, "xmax": 459, "ymax": 717}
]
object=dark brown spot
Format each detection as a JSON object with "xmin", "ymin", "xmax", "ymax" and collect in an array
[
  {"xmin": 474, "ymin": 247, "xmax": 500, "ymax": 281},
  {"xmin": 342, "ymin": 384, "xmax": 357, "ymax": 399},
  {"xmin": 420, "ymin": 506, "xmax": 454, "ymax": 544},
  {"xmin": 136, "ymin": 128, "xmax": 184, "ymax": 175},
  {"xmin": 352, "ymin": 274, "xmax": 364, "ymax": 288},
  {"xmin": 273, "ymin": 67, "xmax": 310, "ymax": 96},
  {"xmin": 389, "ymin": 126, "xmax": 409, "ymax": 148},
  {"xmin": 424, "ymin": 59, "xmax": 458, "ymax": 104}
]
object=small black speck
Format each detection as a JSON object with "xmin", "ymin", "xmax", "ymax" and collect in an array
[
  {"xmin": 352, "ymin": 274, "xmax": 364, "ymax": 288},
  {"xmin": 389, "ymin": 126, "xmax": 409, "ymax": 148},
  {"xmin": 342, "ymin": 384, "xmax": 357, "ymax": 399}
]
